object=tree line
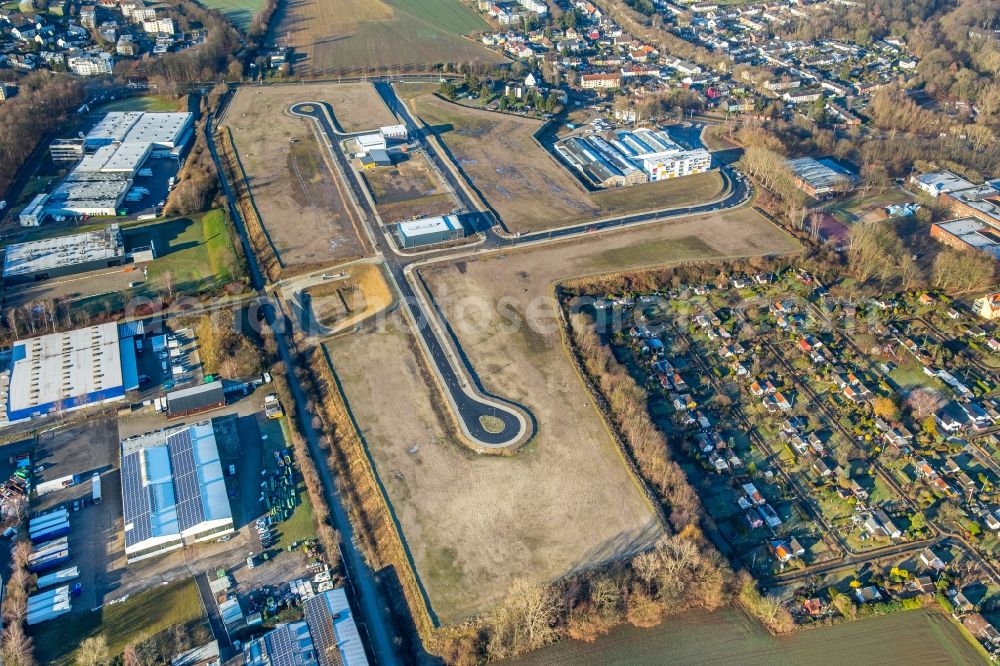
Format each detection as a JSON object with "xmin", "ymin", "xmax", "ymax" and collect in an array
[{"xmin": 0, "ymin": 73, "xmax": 84, "ymax": 200}]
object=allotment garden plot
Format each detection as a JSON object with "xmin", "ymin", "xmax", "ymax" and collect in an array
[{"xmin": 595, "ymin": 267, "xmax": 1000, "ymax": 579}]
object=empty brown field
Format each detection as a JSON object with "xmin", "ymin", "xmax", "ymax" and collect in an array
[
  {"xmin": 327, "ymin": 208, "xmax": 796, "ymax": 623},
  {"xmin": 408, "ymin": 93, "xmax": 728, "ymax": 232},
  {"xmin": 223, "ymin": 84, "xmax": 390, "ymax": 270},
  {"xmin": 361, "ymin": 151, "xmax": 456, "ymax": 223},
  {"xmin": 269, "ymin": 0, "xmax": 502, "ymax": 78}
]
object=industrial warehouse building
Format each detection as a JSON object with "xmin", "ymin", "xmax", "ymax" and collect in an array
[
  {"xmin": 244, "ymin": 588, "xmax": 368, "ymax": 666},
  {"xmin": 355, "ymin": 133, "xmax": 387, "ymax": 156},
  {"xmin": 2, "ymin": 224, "xmax": 126, "ymax": 284},
  {"xmin": 4, "ymin": 322, "xmax": 141, "ymax": 422},
  {"xmin": 930, "ymin": 217, "xmax": 1000, "ymax": 258},
  {"xmin": 395, "ymin": 215, "xmax": 465, "ymax": 248},
  {"xmin": 556, "ymin": 128, "xmax": 711, "ymax": 189},
  {"xmin": 166, "ymin": 380, "xmax": 225, "ymax": 419},
  {"xmin": 380, "ymin": 124, "xmax": 408, "ymax": 142},
  {"xmin": 24, "ymin": 111, "xmax": 193, "ymax": 225},
  {"xmin": 786, "ymin": 156, "xmax": 857, "ymax": 197},
  {"xmin": 121, "ymin": 421, "xmax": 234, "ymax": 562}
]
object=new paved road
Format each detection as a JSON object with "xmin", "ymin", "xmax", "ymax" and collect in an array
[
  {"xmin": 291, "ymin": 87, "xmax": 752, "ymax": 450},
  {"xmin": 290, "ymin": 102, "xmax": 531, "ymax": 448},
  {"xmin": 205, "ymin": 115, "xmax": 402, "ymax": 665}
]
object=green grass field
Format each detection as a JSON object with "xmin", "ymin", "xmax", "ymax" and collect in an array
[
  {"xmin": 32, "ymin": 579, "xmax": 205, "ymax": 665},
  {"xmin": 289, "ymin": 0, "xmax": 502, "ymax": 75},
  {"xmin": 514, "ymin": 607, "xmax": 987, "ymax": 665},
  {"xmin": 195, "ymin": 0, "xmax": 262, "ymax": 30},
  {"xmin": 125, "ymin": 209, "xmax": 243, "ymax": 295},
  {"xmin": 96, "ymin": 96, "xmax": 186, "ymax": 113}
]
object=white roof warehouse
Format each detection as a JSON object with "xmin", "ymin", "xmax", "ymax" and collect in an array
[
  {"xmin": 121, "ymin": 421, "xmax": 234, "ymax": 562},
  {"xmin": 39, "ymin": 111, "xmax": 193, "ymax": 221},
  {"xmin": 394, "ymin": 215, "xmax": 465, "ymax": 248},
  {"xmin": 2, "ymin": 224, "xmax": 125, "ymax": 283},
  {"xmin": 5, "ymin": 322, "xmax": 141, "ymax": 422}
]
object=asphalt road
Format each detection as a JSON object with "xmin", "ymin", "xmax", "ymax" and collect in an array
[
  {"xmin": 205, "ymin": 115, "xmax": 402, "ymax": 666},
  {"xmin": 292, "ymin": 87, "xmax": 751, "ymax": 450},
  {"xmin": 290, "ymin": 102, "xmax": 530, "ymax": 447}
]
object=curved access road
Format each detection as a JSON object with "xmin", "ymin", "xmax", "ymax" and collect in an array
[
  {"xmin": 290, "ymin": 90, "xmax": 752, "ymax": 450},
  {"xmin": 290, "ymin": 102, "xmax": 533, "ymax": 450}
]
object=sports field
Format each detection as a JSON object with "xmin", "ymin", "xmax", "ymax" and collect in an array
[
  {"xmin": 269, "ymin": 0, "xmax": 503, "ymax": 77},
  {"xmin": 327, "ymin": 208, "xmax": 796, "ymax": 623},
  {"xmin": 197, "ymin": 0, "xmax": 262, "ymax": 30},
  {"xmin": 409, "ymin": 93, "xmax": 728, "ymax": 232},
  {"xmin": 222, "ymin": 85, "xmax": 380, "ymax": 270}
]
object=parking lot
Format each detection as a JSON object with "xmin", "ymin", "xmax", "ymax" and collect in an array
[{"xmin": 32, "ymin": 417, "xmax": 121, "ymax": 611}]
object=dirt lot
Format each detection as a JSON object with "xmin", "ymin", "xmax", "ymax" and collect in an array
[
  {"xmin": 327, "ymin": 310, "xmax": 663, "ymax": 624},
  {"xmin": 223, "ymin": 85, "xmax": 386, "ymax": 269},
  {"xmin": 328, "ymin": 209, "xmax": 796, "ymax": 623},
  {"xmin": 269, "ymin": 0, "xmax": 502, "ymax": 77},
  {"xmin": 361, "ymin": 151, "xmax": 456, "ymax": 223},
  {"xmin": 300, "ymin": 263, "xmax": 393, "ymax": 334},
  {"xmin": 409, "ymin": 93, "xmax": 728, "ymax": 232}
]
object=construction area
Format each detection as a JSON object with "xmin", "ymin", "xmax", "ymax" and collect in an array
[
  {"xmin": 360, "ymin": 150, "xmax": 457, "ymax": 223},
  {"xmin": 407, "ymin": 92, "xmax": 726, "ymax": 232},
  {"xmin": 327, "ymin": 207, "xmax": 796, "ymax": 622},
  {"xmin": 220, "ymin": 85, "xmax": 381, "ymax": 271}
]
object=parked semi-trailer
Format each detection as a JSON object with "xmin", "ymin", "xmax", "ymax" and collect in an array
[
  {"xmin": 26, "ymin": 587, "xmax": 71, "ymax": 625},
  {"xmin": 29, "ymin": 519, "xmax": 69, "ymax": 543},
  {"xmin": 27, "ymin": 586, "xmax": 68, "ymax": 612},
  {"xmin": 92, "ymin": 473, "xmax": 102, "ymax": 504},
  {"xmin": 34, "ymin": 475, "xmax": 79, "ymax": 496},
  {"xmin": 28, "ymin": 537, "xmax": 68, "ymax": 559},
  {"xmin": 28, "ymin": 509, "xmax": 68, "ymax": 532},
  {"xmin": 35, "ymin": 566, "xmax": 79, "ymax": 590},
  {"xmin": 27, "ymin": 549, "xmax": 70, "ymax": 573}
]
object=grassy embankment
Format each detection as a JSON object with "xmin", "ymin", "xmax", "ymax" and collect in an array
[
  {"xmin": 217, "ymin": 126, "xmax": 283, "ymax": 281},
  {"xmin": 33, "ymin": 579, "xmax": 206, "ymax": 665}
]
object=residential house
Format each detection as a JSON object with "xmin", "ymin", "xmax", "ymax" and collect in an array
[
  {"xmin": 803, "ymin": 598, "xmax": 824, "ymax": 616},
  {"xmin": 855, "ymin": 585, "xmax": 882, "ymax": 604},
  {"xmin": 580, "ymin": 72, "xmax": 620, "ymax": 89},
  {"xmin": 873, "ymin": 510, "xmax": 901, "ymax": 538},
  {"xmin": 919, "ymin": 548, "xmax": 945, "ymax": 572},
  {"xmin": 973, "ymin": 293, "xmax": 1000, "ymax": 320},
  {"xmin": 963, "ymin": 613, "xmax": 1000, "ymax": 650}
]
